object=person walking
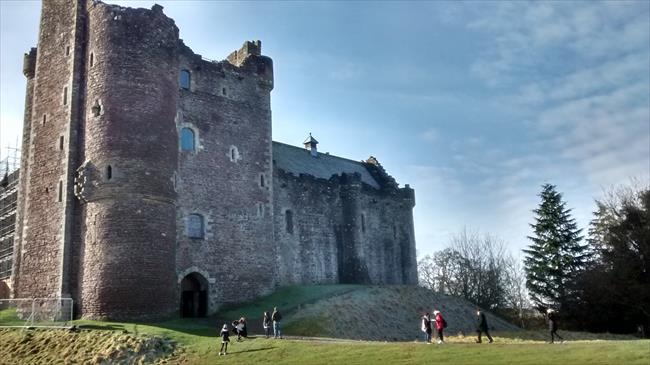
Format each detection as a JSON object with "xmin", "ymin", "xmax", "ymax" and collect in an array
[
  {"xmin": 476, "ymin": 308, "xmax": 493, "ymax": 343},
  {"xmin": 434, "ymin": 310, "xmax": 446, "ymax": 344},
  {"xmin": 421, "ymin": 312, "xmax": 432, "ymax": 343},
  {"xmin": 547, "ymin": 309, "xmax": 565, "ymax": 344},
  {"xmin": 219, "ymin": 324, "xmax": 230, "ymax": 356},
  {"xmin": 263, "ymin": 311, "xmax": 272, "ymax": 338},
  {"xmin": 272, "ymin": 307, "xmax": 283, "ymax": 339}
]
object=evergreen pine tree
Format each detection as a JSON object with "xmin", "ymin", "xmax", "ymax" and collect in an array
[{"xmin": 523, "ymin": 183, "xmax": 588, "ymax": 309}]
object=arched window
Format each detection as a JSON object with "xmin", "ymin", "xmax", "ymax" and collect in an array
[
  {"xmin": 180, "ymin": 69, "xmax": 191, "ymax": 90},
  {"xmin": 180, "ymin": 127, "xmax": 195, "ymax": 152},
  {"xmin": 285, "ymin": 209, "xmax": 293, "ymax": 234},
  {"xmin": 187, "ymin": 214, "xmax": 204, "ymax": 239}
]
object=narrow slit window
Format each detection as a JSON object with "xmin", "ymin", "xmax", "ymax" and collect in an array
[
  {"xmin": 59, "ymin": 136, "xmax": 64, "ymax": 150},
  {"xmin": 222, "ymin": 87, "xmax": 227, "ymax": 96},
  {"xmin": 63, "ymin": 86, "xmax": 68, "ymax": 105},
  {"xmin": 42, "ymin": 114, "xmax": 46, "ymax": 125},
  {"xmin": 65, "ymin": 46, "xmax": 70, "ymax": 56},
  {"xmin": 285, "ymin": 210, "xmax": 293, "ymax": 234},
  {"xmin": 179, "ymin": 69, "xmax": 191, "ymax": 90},
  {"xmin": 260, "ymin": 174, "xmax": 265, "ymax": 187},
  {"xmin": 89, "ymin": 52, "xmax": 94, "ymax": 67},
  {"xmin": 361, "ymin": 214, "xmax": 366, "ymax": 233},
  {"xmin": 106, "ymin": 165, "xmax": 112, "ymax": 180},
  {"xmin": 229, "ymin": 146, "xmax": 239, "ymax": 162},
  {"xmin": 58, "ymin": 181, "xmax": 63, "ymax": 202}
]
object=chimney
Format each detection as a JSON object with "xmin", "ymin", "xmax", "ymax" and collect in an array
[{"xmin": 303, "ymin": 133, "xmax": 319, "ymax": 158}]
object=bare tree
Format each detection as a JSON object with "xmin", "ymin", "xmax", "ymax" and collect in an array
[{"xmin": 417, "ymin": 228, "xmax": 521, "ymax": 312}]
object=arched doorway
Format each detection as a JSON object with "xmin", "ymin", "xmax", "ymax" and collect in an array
[{"xmin": 180, "ymin": 273, "xmax": 208, "ymax": 317}]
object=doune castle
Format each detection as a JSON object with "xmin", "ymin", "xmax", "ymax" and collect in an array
[{"xmin": 4, "ymin": 0, "xmax": 417, "ymax": 320}]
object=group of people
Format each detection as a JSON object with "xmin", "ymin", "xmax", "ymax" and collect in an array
[
  {"xmin": 420, "ymin": 310, "xmax": 447, "ymax": 344},
  {"xmin": 422, "ymin": 307, "xmax": 565, "ymax": 345},
  {"xmin": 421, "ymin": 308, "xmax": 493, "ymax": 344},
  {"xmin": 218, "ymin": 307, "xmax": 283, "ymax": 356}
]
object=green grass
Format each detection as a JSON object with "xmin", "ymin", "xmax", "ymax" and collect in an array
[
  {"xmin": 0, "ymin": 308, "xmax": 26, "ymax": 326},
  {"xmin": 1, "ymin": 315, "xmax": 648, "ymax": 364},
  {"xmin": 2, "ymin": 286, "xmax": 648, "ymax": 364}
]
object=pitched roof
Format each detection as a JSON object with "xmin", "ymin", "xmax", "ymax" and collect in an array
[{"xmin": 272, "ymin": 141, "xmax": 380, "ymax": 189}]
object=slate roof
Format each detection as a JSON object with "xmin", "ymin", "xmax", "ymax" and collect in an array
[{"xmin": 272, "ymin": 141, "xmax": 380, "ymax": 189}]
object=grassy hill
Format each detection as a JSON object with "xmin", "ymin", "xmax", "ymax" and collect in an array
[
  {"xmin": 1, "ymin": 285, "xmax": 648, "ymax": 365},
  {"xmin": 218, "ymin": 285, "xmax": 518, "ymax": 340}
]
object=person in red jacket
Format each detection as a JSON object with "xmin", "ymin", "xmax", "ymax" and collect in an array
[{"xmin": 433, "ymin": 310, "xmax": 446, "ymax": 344}]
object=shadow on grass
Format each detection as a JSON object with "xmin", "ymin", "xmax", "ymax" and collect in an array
[
  {"xmin": 77, "ymin": 324, "xmax": 126, "ymax": 331},
  {"xmin": 233, "ymin": 346, "xmax": 276, "ymax": 354}
]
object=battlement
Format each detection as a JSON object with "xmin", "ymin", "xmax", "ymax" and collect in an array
[{"xmin": 227, "ymin": 40, "xmax": 262, "ymax": 67}]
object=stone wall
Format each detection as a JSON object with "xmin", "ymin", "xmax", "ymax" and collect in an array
[
  {"xmin": 174, "ymin": 41, "xmax": 276, "ymax": 314},
  {"xmin": 273, "ymin": 166, "xmax": 418, "ymax": 286}
]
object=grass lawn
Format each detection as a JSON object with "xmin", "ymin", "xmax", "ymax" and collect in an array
[{"xmin": 1, "ymin": 315, "xmax": 648, "ymax": 364}]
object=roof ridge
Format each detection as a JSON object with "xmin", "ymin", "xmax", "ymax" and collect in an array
[{"xmin": 272, "ymin": 141, "xmax": 369, "ymax": 166}]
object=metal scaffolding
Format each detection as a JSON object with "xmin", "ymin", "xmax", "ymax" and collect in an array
[{"xmin": 0, "ymin": 147, "xmax": 20, "ymax": 280}]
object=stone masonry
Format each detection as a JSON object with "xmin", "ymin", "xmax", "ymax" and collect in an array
[{"xmin": 10, "ymin": 0, "xmax": 417, "ymax": 320}]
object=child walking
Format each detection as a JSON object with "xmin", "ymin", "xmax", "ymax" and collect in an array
[{"xmin": 219, "ymin": 324, "xmax": 230, "ymax": 356}]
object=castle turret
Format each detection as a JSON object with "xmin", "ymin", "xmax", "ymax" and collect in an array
[{"xmin": 74, "ymin": 3, "xmax": 180, "ymax": 320}]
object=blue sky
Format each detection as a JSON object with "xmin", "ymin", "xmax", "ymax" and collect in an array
[{"xmin": 1, "ymin": 1, "xmax": 648, "ymax": 258}]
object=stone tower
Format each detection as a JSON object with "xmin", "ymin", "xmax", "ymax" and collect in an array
[
  {"xmin": 13, "ymin": 1, "xmax": 181, "ymax": 320},
  {"xmin": 12, "ymin": 0, "xmax": 87, "ymax": 303}
]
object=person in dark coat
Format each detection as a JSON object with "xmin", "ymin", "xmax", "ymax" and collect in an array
[
  {"xmin": 421, "ymin": 312, "xmax": 432, "ymax": 343},
  {"xmin": 272, "ymin": 307, "xmax": 283, "ymax": 339},
  {"xmin": 219, "ymin": 324, "xmax": 230, "ymax": 356},
  {"xmin": 475, "ymin": 308, "xmax": 493, "ymax": 343},
  {"xmin": 263, "ymin": 311, "xmax": 272, "ymax": 338},
  {"xmin": 547, "ymin": 309, "xmax": 564, "ymax": 344}
]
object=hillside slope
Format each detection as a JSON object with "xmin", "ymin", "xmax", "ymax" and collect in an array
[{"xmin": 220, "ymin": 285, "xmax": 519, "ymax": 341}]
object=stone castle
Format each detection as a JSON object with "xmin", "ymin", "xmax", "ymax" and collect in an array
[{"xmin": 6, "ymin": 0, "xmax": 417, "ymax": 320}]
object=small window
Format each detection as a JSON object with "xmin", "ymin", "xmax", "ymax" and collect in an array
[
  {"xmin": 257, "ymin": 203, "xmax": 263, "ymax": 217},
  {"xmin": 229, "ymin": 146, "xmax": 239, "ymax": 162},
  {"xmin": 222, "ymin": 87, "xmax": 227, "ymax": 96},
  {"xmin": 361, "ymin": 214, "xmax": 366, "ymax": 233},
  {"xmin": 106, "ymin": 165, "xmax": 112, "ymax": 180},
  {"xmin": 65, "ymin": 46, "xmax": 70, "ymax": 56},
  {"xmin": 187, "ymin": 213, "xmax": 204, "ymax": 239},
  {"xmin": 180, "ymin": 127, "xmax": 195, "ymax": 152},
  {"xmin": 260, "ymin": 174, "xmax": 265, "ymax": 188},
  {"xmin": 285, "ymin": 210, "xmax": 293, "ymax": 234},
  {"xmin": 89, "ymin": 52, "xmax": 94, "ymax": 67},
  {"xmin": 180, "ymin": 69, "xmax": 191, "ymax": 90},
  {"xmin": 42, "ymin": 114, "xmax": 46, "ymax": 125},
  {"xmin": 63, "ymin": 86, "xmax": 68, "ymax": 105},
  {"xmin": 58, "ymin": 181, "xmax": 63, "ymax": 202},
  {"xmin": 91, "ymin": 100, "xmax": 102, "ymax": 116},
  {"xmin": 59, "ymin": 136, "xmax": 64, "ymax": 150},
  {"xmin": 393, "ymin": 225, "xmax": 397, "ymax": 240}
]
